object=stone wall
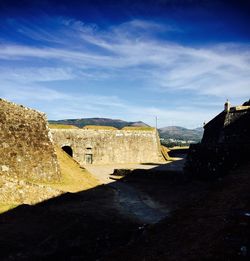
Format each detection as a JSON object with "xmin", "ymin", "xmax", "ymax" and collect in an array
[
  {"xmin": 0, "ymin": 99, "xmax": 60, "ymax": 182},
  {"xmin": 51, "ymin": 128, "xmax": 164, "ymax": 165},
  {"xmin": 185, "ymin": 102, "xmax": 250, "ymax": 179},
  {"xmin": 202, "ymin": 106, "xmax": 250, "ymax": 144},
  {"xmin": 185, "ymin": 143, "xmax": 250, "ymax": 179}
]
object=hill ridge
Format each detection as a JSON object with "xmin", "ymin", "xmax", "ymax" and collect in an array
[
  {"xmin": 49, "ymin": 118, "xmax": 150, "ymax": 129},
  {"xmin": 49, "ymin": 118, "xmax": 203, "ymax": 142},
  {"xmin": 159, "ymin": 126, "xmax": 203, "ymax": 142}
]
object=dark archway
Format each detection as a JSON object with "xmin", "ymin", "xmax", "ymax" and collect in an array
[{"xmin": 62, "ymin": 146, "xmax": 73, "ymax": 157}]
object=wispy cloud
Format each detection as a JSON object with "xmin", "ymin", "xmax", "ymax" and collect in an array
[
  {"xmin": 0, "ymin": 83, "xmax": 216, "ymax": 128},
  {"xmin": 0, "ymin": 17, "xmax": 249, "ymax": 127},
  {"xmin": 0, "ymin": 67, "xmax": 75, "ymax": 82},
  {"xmin": 0, "ymin": 83, "xmax": 70, "ymax": 102}
]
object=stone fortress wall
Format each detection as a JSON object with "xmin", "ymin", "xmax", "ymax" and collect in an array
[
  {"xmin": 51, "ymin": 128, "xmax": 164, "ymax": 165},
  {"xmin": 185, "ymin": 100, "xmax": 250, "ymax": 179},
  {"xmin": 0, "ymin": 99, "xmax": 61, "ymax": 182}
]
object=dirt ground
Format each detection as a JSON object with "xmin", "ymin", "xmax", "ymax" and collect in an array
[
  {"xmin": 0, "ymin": 184, "xmax": 140, "ymax": 260},
  {"xmin": 105, "ymin": 162, "xmax": 250, "ymax": 261},
  {"xmin": 1, "ymin": 150, "xmax": 250, "ymax": 260}
]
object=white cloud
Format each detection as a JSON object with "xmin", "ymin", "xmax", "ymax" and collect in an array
[
  {"xmin": 0, "ymin": 18, "xmax": 249, "ymax": 127},
  {"xmin": 0, "ymin": 81, "xmax": 215, "ymax": 128},
  {"xmin": 1, "ymin": 23, "xmax": 249, "ymax": 98},
  {"xmin": 1, "ymin": 41, "xmax": 249, "ymax": 100},
  {"xmin": 0, "ymin": 67, "xmax": 75, "ymax": 82},
  {"xmin": 0, "ymin": 83, "xmax": 70, "ymax": 102}
]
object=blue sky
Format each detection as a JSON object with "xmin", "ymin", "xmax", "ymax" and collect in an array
[{"xmin": 0, "ymin": 0, "xmax": 249, "ymax": 128}]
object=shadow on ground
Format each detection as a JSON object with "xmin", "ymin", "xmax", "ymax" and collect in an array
[
  {"xmin": 0, "ymin": 183, "xmax": 139, "ymax": 260},
  {"xmin": 0, "ymin": 158, "xmax": 188, "ymax": 260},
  {"xmin": 1, "ymin": 155, "xmax": 250, "ymax": 260}
]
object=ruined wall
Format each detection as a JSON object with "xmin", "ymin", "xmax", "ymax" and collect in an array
[
  {"xmin": 51, "ymin": 128, "xmax": 164, "ymax": 165},
  {"xmin": 0, "ymin": 99, "xmax": 60, "ymax": 182}
]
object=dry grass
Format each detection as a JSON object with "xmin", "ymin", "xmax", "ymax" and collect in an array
[
  {"xmin": 161, "ymin": 145, "xmax": 171, "ymax": 161},
  {"xmin": 83, "ymin": 125, "xmax": 117, "ymax": 130},
  {"xmin": 0, "ymin": 204, "xmax": 18, "ymax": 214},
  {"xmin": 49, "ymin": 124, "xmax": 79, "ymax": 129},
  {"xmin": 122, "ymin": 126, "xmax": 155, "ymax": 131},
  {"xmin": 170, "ymin": 146, "xmax": 190, "ymax": 150},
  {"xmin": 0, "ymin": 147, "xmax": 100, "ymax": 213},
  {"xmin": 47, "ymin": 147, "xmax": 100, "ymax": 192}
]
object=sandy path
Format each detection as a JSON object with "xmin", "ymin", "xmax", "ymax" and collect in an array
[{"xmin": 84, "ymin": 159, "xmax": 184, "ymax": 184}]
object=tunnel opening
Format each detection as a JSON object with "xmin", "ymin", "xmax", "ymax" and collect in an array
[{"xmin": 62, "ymin": 146, "xmax": 73, "ymax": 157}]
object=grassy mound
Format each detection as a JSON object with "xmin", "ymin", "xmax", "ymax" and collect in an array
[
  {"xmin": 0, "ymin": 204, "xmax": 17, "ymax": 214},
  {"xmin": 0, "ymin": 147, "xmax": 100, "ymax": 213},
  {"xmin": 49, "ymin": 147, "xmax": 100, "ymax": 192}
]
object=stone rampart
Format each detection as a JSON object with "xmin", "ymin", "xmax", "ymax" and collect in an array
[
  {"xmin": 51, "ymin": 128, "xmax": 164, "ymax": 165},
  {"xmin": 185, "ymin": 101, "xmax": 250, "ymax": 179},
  {"xmin": 0, "ymin": 99, "xmax": 60, "ymax": 182},
  {"xmin": 185, "ymin": 143, "xmax": 250, "ymax": 179}
]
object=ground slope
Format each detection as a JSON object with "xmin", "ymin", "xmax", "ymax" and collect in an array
[
  {"xmin": 0, "ymin": 147, "xmax": 100, "ymax": 213},
  {"xmin": 49, "ymin": 147, "xmax": 100, "ymax": 192}
]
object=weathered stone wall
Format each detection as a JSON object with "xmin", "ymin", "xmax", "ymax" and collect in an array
[
  {"xmin": 202, "ymin": 106, "xmax": 250, "ymax": 144},
  {"xmin": 0, "ymin": 175, "xmax": 62, "ymax": 204},
  {"xmin": 51, "ymin": 128, "xmax": 164, "ymax": 165},
  {"xmin": 186, "ymin": 103, "xmax": 250, "ymax": 179},
  {"xmin": 185, "ymin": 143, "xmax": 250, "ymax": 179},
  {"xmin": 0, "ymin": 99, "xmax": 60, "ymax": 182}
]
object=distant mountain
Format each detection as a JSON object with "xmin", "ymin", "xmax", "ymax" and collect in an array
[
  {"xmin": 49, "ymin": 118, "xmax": 203, "ymax": 141},
  {"xmin": 49, "ymin": 118, "xmax": 150, "ymax": 129},
  {"xmin": 158, "ymin": 126, "xmax": 203, "ymax": 142}
]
